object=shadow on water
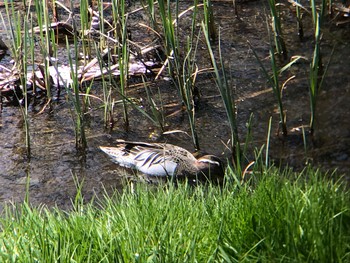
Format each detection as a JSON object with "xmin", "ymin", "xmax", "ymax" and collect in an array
[{"xmin": 0, "ymin": 1, "xmax": 349, "ymax": 210}]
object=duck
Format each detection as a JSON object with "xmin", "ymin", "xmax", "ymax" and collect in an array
[{"xmin": 100, "ymin": 140, "xmax": 225, "ymax": 180}]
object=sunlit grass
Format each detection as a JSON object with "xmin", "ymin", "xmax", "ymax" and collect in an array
[{"xmin": 0, "ymin": 167, "xmax": 349, "ymax": 262}]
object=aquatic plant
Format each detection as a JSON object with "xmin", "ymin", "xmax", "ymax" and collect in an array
[
  {"xmin": 203, "ymin": 0, "xmax": 216, "ymax": 43},
  {"xmin": 66, "ymin": 10, "xmax": 87, "ymax": 150},
  {"xmin": 112, "ymin": 0, "xmax": 130, "ymax": 128},
  {"xmin": 2, "ymin": 0, "xmax": 32, "ymax": 156},
  {"xmin": 249, "ymin": 39, "xmax": 301, "ymax": 137},
  {"xmin": 306, "ymin": 0, "xmax": 334, "ymax": 135},
  {"xmin": 144, "ymin": 80, "xmax": 165, "ymax": 131},
  {"xmin": 34, "ymin": 0, "xmax": 55, "ymax": 102},
  {"xmin": 157, "ymin": 0, "xmax": 201, "ymax": 149},
  {"xmin": 79, "ymin": 0, "xmax": 91, "ymax": 61},
  {"xmin": 203, "ymin": 25, "xmax": 242, "ymax": 173},
  {"xmin": 294, "ymin": 0, "xmax": 304, "ymax": 41},
  {"xmin": 267, "ymin": 0, "xmax": 287, "ymax": 60}
]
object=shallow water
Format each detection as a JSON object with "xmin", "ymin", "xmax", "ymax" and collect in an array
[{"xmin": 0, "ymin": 1, "xmax": 349, "ymax": 210}]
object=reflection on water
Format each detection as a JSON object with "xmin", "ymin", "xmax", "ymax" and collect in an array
[{"xmin": 0, "ymin": 1, "xmax": 349, "ymax": 210}]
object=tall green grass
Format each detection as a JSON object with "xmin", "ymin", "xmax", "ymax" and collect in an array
[{"xmin": 0, "ymin": 167, "xmax": 348, "ymax": 262}]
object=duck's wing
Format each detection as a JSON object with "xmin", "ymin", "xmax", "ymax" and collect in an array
[{"xmin": 100, "ymin": 140, "xmax": 180, "ymax": 176}]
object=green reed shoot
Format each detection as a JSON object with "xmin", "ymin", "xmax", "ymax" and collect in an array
[
  {"xmin": 66, "ymin": 24, "xmax": 87, "ymax": 149},
  {"xmin": 21, "ymin": 20, "xmax": 32, "ymax": 157},
  {"xmin": 249, "ymin": 40, "xmax": 301, "ymax": 136},
  {"xmin": 144, "ymin": 81, "xmax": 165, "ymax": 131},
  {"xmin": 142, "ymin": 0, "xmax": 157, "ymax": 30},
  {"xmin": 2, "ymin": 0, "xmax": 21, "ymax": 64},
  {"xmin": 295, "ymin": 0, "xmax": 304, "ymax": 41},
  {"xmin": 310, "ymin": 0, "xmax": 328, "ymax": 27},
  {"xmin": 96, "ymin": 48, "xmax": 115, "ymax": 129},
  {"xmin": 79, "ymin": 0, "xmax": 91, "ymax": 61},
  {"xmin": 203, "ymin": 25, "xmax": 242, "ymax": 173},
  {"xmin": 265, "ymin": 116, "xmax": 272, "ymax": 167},
  {"xmin": 203, "ymin": 0, "xmax": 216, "ymax": 42},
  {"xmin": 34, "ymin": 0, "xmax": 53, "ymax": 101},
  {"xmin": 309, "ymin": 14, "xmax": 321, "ymax": 135},
  {"xmin": 157, "ymin": 0, "xmax": 200, "ymax": 149},
  {"xmin": 309, "ymin": 14, "xmax": 332, "ymax": 135},
  {"xmin": 267, "ymin": 0, "xmax": 287, "ymax": 59},
  {"xmin": 2, "ymin": 1, "xmax": 32, "ymax": 156},
  {"xmin": 270, "ymin": 47, "xmax": 287, "ymax": 135},
  {"xmin": 112, "ymin": 0, "xmax": 130, "ymax": 127}
]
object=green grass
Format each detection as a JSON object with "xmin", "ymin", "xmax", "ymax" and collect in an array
[{"xmin": 0, "ymin": 167, "xmax": 349, "ymax": 262}]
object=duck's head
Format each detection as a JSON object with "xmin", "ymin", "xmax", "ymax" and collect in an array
[{"xmin": 195, "ymin": 155, "xmax": 225, "ymax": 180}]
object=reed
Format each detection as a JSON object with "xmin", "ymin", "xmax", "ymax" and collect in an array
[
  {"xmin": 308, "ymin": 1, "xmax": 333, "ymax": 135},
  {"xmin": 267, "ymin": 0, "xmax": 287, "ymax": 60},
  {"xmin": 112, "ymin": 0, "xmax": 130, "ymax": 127},
  {"xmin": 34, "ymin": 0, "xmax": 54, "ymax": 102},
  {"xmin": 295, "ymin": 0, "xmax": 304, "ymax": 41},
  {"xmin": 265, "ymin": 116, "xmax": 272, "ymax": 167},
  {"xmin": 67, "ymin": 49, "xmax": 87, "ymax": 149},
  {"xmin": 99, "ymin": 59, "xmax": 115, "ymax": 129},
  {"xmin": 309, "ymin": 14, "xmax": 321, "ymax": 135},
  {"xmin": 21, "ymin": 19, "xmax": 32, "ymax": 157},
  {"xmin": 79, "ymin": 0, "xmax": 91, "ymax": 61},
  {"xmin": 144, "ymin": 81, "xmax": 165, "ymax": 131},
  {"xmin": 66, "ymin": 9, "xmax": 87, "ymax": 150},
  {"xmin": 142, "ymin": 0, "xmax": 157, "ymax": 29},
  {"xmin": 203, "ymin": 0, "xmax": 216, "ymax": 43},
  {"xmin": 2, "ymin": 0, "xmax": 32, "ymax": 156},
  {"xmin": 203, "ymin": 25, "xmax": 242, "ymax": 173},
  {"xmin": 249, "ymin": 40, "xmax": 301, "ymax": 136},
  {"xmin": 157, "ymin": 0, "xmax": 200, "ymax": 149},
  {"xmin": 310, "ymin": 0, "xmax": 328, "ymax": 27}
]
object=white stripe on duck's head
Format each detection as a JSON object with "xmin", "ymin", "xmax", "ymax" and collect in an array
[{"xmin": 100, "ymin": 140, "xmax": 225, "ymax": 180}]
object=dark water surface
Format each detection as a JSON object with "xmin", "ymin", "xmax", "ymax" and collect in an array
[{"xmin": 0, "ymin": 1, "xmax": 349, "ymax": 210}]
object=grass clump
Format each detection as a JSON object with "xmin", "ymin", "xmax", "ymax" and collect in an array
[{"xmin": 0, "ymin": 168, "xmax": 349, "ymax": 262}]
